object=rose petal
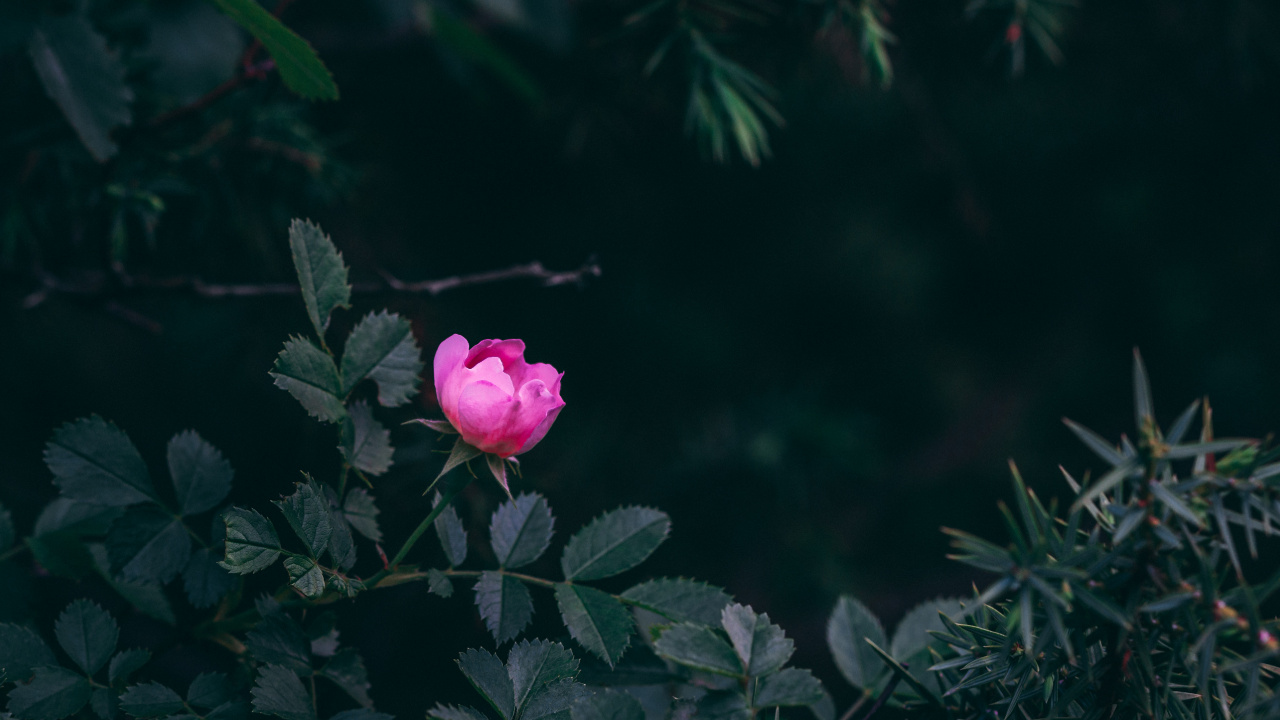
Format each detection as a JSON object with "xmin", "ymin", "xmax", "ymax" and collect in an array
[
  {"xmin": 433, "ymin": 334, "xmax": 471, "ymax": 419},
  {"xmin": 467, "ymin": 339, "xmax": 527, "ymax": 370},
  {"xmin": 516, "ymin": 402, "xmax": 564, "ymax": 456},
  {"xmin": 456, "ymin": 380, "xmax": 515, "ymax": 447},
  {"xmin": 520, "ymin": 363, "xmax": 563, "ymax": 396}
]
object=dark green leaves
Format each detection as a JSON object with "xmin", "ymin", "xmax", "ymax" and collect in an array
[
  {"xmin": 889, "ymin": 598, "xmax": 965, "ymax": 667},
  {"xmin": 555, "ymin": 584, "xmax": 634, "ymax": 667},
  {"xmin": 287, "ymin": 219, "xmax": 350, "ymax": 337},
  {"xmin": 208, "ymin": 1, "xmax": 338, "ymax": 101},
  {"xmin": 620, "ymin": 578, "xmax": 732, "ymax": 625},
  {"xmin": 475, "ymin": 572, "xmax": 534, "ymax": 645},
  {"xmin": 183, "ymin": 549, "xmax": 238, "ymax": 608},
  {"xmin": 457, "ymin": 649, "xmax": 515, "ymax": 720},
  {"xmin": 246, "ymin": 611, "xmax": 312, "ymax": 675},
  {"xmin": 343, "ymin": 489, "xmax": 382, "ymax": 543},
  {"xmin": 44, "ymin": 417, "xmax": 153, "ymax": 507},
  {"xmin": 826, "ymin": 595, "xmax": 886, "ymax": 689},
  {"xmin": 753, "ymin": 669, "xmax": 824, "ymax": 708},
  {"xmin": 106, "ymin": 505, "xmax": 191, "ymax": 584},
  {"xmin": 571, "ymin": 689, "xmax": 644, "ymax": 720},
  {"xmin": 653, "ymin": 623, "xmax": 741, "ymax": 676},
  {"xmin": 27, "ymin": 15, "xmax": 133, "ymax": 162},
  {"xmin": 187, "ymin": 673, "xmax": 231, "ymax": 709},
  {"xmin": 721, "ymin": 604, "xmax": 793, "ymax": 676},
  {"xmin": 167, "ymin": 431, "xmax": 234, "ymax": 516},
  {"xmin": 490, "ymin": 494, "xmax": 554, "ymax": 569},
  {"xmin": 251, "ymin": 664, "xmax": 314, "ymax": 720},
  {"xmin": 285, "ymin": 557, "xmax": 326, "ymax": 598},
  {"xmin": 271, "ymin": 338, "xmax": 346, "ymax": 424},
  {"xmin": 54, "ymin": 600, "xmax": 118, "ymax": 676},
  {"xmin": 560, "ymin": 508, "xmax": 669, "ymax": 581},
  {"xmin": 7, "ymin": 666, "xmax": 92, "ymax": 720},
  {"xmin": 340, "ymin": 402, "xmax": 394, "ymax": 476},
  {"xmin": 0, "ymin": 624, "xmax": 57, "ymax": 680},
  {"xmin": 118, "ymin": 683, "xmax": 184, "ymax": 717},
  {"xmin": 219, "ymin": 508, "xmax": 282, "ymax": 574},
  {"xmin": 507, "ymin": 641, "xmax": 579, "ymax": 712},
  {"xmin": 108, "ymin": 650, "xmax": 151, "ymax": 686},
  {"xmin": 319, "ymin": 649, "xmax": 372, "ymax": 707},
  {"xmin": 340, "ymin": 311, "xmax": 424, "ymax": 407},
  {"xmin": 275, "ymin": 480, "xmax": 331, "ymax": 557},
  {"xmin": 434, "ymin": 493, "xmax": 468, "ymax": 567}
]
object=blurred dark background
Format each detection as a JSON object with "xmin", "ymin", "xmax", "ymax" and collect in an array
[{"xmin": 3, "ymin": 0, "xmax": 1280, "ymax": 716}]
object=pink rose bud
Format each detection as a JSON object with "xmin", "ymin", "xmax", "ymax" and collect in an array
[{"xmin": 432, "ymin": 334, "xmax": 565, "ymax": 458}]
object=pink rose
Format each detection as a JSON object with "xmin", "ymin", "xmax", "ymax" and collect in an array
[{"xmin": 432, "ymin": 334, "xmax": 565, "ymax": 458}]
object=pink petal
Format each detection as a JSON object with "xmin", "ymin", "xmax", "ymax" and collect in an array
[
  {"xmin": 520, "ymin": 363, "xmax": 563, "ymax": 396},
  {"xmin": 433, "ymin": 334, "xmax": 471, "ymax": 417},
  {"xmin": 516, "ymin": 402, "xmax": 564, "ymax": 456},
  {"xmin": 456, "ymin": 380, "xmax": 514, "ymax": 445}
]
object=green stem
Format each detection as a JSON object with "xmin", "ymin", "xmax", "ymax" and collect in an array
[
  {"xmin": 367, "ymin": 477, "xmax": 473, "ymax": 587},
  {"xmin": 442, "ymin": 568, "xmax": 558, "ymax": 589}
]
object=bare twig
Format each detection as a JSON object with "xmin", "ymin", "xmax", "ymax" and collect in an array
[{"xmin": 19, "ymin": 257, "xmax": 601, "ymax": 309}]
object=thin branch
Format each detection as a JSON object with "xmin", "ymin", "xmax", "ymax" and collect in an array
[{"xmin": 19, "ymin": 257, "xmax": 601, "ymax": 309}]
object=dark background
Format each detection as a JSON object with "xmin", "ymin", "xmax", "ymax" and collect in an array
[{"xmin": 3, "ymin": 0, "xmax": 1280, "ymax": 716}]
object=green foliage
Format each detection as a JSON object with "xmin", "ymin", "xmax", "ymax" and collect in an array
[
  {"xmin": 288, "ymin": 219, "xmax": 351, "ymax": 339},
  {"xmin": 251, "ymin": 664, "xmax": 314, "ymax": 720},
  {"xmin": 208, "ymin": 0, "xmax": 338, "ymax": 101},
  {"xmin": 343, "ymin": 490, "xmax": 383, "ymax": 544},
  {"xmin": 652, "ymin": 623, "xmax": 741, "ymax": 676},
  {"xmin": 476, "ymin": 571, "xmax": 536, "ymax": 645},
  {"xmin": 118, "ymin": 683, "xmax": 185, "ymax": 718},
  {"xmin": 271, "ymin": 338, "xmax": 347, "ymax": 424},
  {"xmin": 434, "ymin": 493, "xmax": 469, "ymax": 567},
  {"xmin": 167, "ymin": 431, "xmax": 235, "ymax": 516},
  {"xmin": 825, "ymin": 595, "xmax": 886, "ymax": 690},
  {"xmin": 27, "ymin": 14, "xmax": 133, "ymax": 163},
  {"xmin": 619, "ymin": 578, "xmax": 732, "ymax": 625},
  {"xmin": 7, "ymin": 666, "xmax": 92, "ymax": 720},
  {"xmin": 275, "ymin": 480, "xmax": 332, "ymax": 558},
  {"xmin": 554, "ymin": 585, "xmax": 635, "ymax": 668},
  {"xmin": 490, "ymin": 494, "xmax": 554, "ymax": 569},
  {"xmin": 445, "ymin": 642, "xmax": 587, "ymax": 720},
  {"xmin": 0, "ymin": 624, "xmax": 57, "ymax": 680},
  {"xmin": 560, "ymin": 507, "xmax": 670, "ymax": 581},
  {"xmin": 53, "ymin": 600, "xmax": 117, "ymax": 676},
  {"xmin": 340, "ymin": 311, "xmax": 425, "ymax": 407},
  {"xmin": 44, "ymin": 417, "xmax": 154, "ymax": 507},
  {"xmin": 220, "ymin": 507, "xmax": 282, "ymax": 574},
  {"xmin": 340, "ymin": 403, "xmax": 394, "ymax": 477}
]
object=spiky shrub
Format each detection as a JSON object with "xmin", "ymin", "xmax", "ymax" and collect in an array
[{"xmin": 825, "ymin": 354, "xmax": 1280, "ymax": 720}]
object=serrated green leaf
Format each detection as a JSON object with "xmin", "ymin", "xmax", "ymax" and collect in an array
[
  {"xmin": 826, "ymin": 595, "xmax": 887, "ymax": 690},
  {"xmin": 245, "ymin": 611, "xmax": 311, "ymax": 675},
  {"xmin": 560, "ymin": 508, "xmax": 669, "ymax": 581},
  {"xmin": 55, "ymin": 599, "xmax": 118, "ymax": 676},
  {"xmin": 187, "ymin": 673, "xmax": 231, "ymax": 710},
  {"xmin": 522, "ymin": 679, "xmax": 589, "ymax": 720},
  {"xmin": 720, "ymin": 604, "xmax": 793, "ymax": 677},
  {"xmin": 490, "ymin": 493, "xmax": 554, "ymax": 569},
  {"xmin": 340, "ymin": 402, "xmax": 394, "ymax": 476},
  {"xmin": 889, "ymin": 598, "xmax": 966, "ymax": 664},
  {"xmin": 27, "ymin": 15, "xmax": 133, "ymax": 162},
  {"xmin": 428, "ymin": 706, "xmax": 489, "ymax": 720},
  {"xmin": 340, "ymin": 311, "xmax": 424, "ymax": 407},
  {"xmin": 167, "ymin": 431, "xmax": 234, "ymax": 516},
  {"xmin": 182, "ymin": 548, "xmax": 238, "ymax": 609},
  {"xmin": 7, "ymin": 666, "xmax": 92, "ymax": 720},
  {"xmin": 119, "ymin": 683, "xmax": 184, "ymax": 718},
  {"xmin": 320, "ymin": 487, "xmax": 356, "ymax": 572},
  {"xmin": 753, "ymin": 669, "xmax": 824, "ymax": 708},
  {"xmin": 0, "ymin": 623, "xmax": 58, "ymax": 680},
  {"xmin": 251, "ymin": 665, "xmax": 315, "ymax": 720},
  {"xmin": 33, "ymin": 499, "xmax": 123, "ymax": 537},
  {"xmin": 620, "ymin": 578, "xmax": 732, "ymax": 626},
  {"xmin": 554, "ymin": 584, "xmax": 634, "ymax": 668},
  {"xmin": 653, "ymin": 623, "xmax": 741, "ymax": 676},
  {"xmin": 318, "ymin": 648, "xmax": 372, "ymax": 708},
  {"xmin": 457, "ymin": 648, "xmax": 515, "ymax": 720},
  {"xmin": 433, "ymin": 493, "xmax": 467, "ymax": 567},
  {"xmin": 428, "ymin": 568, "xmax": 454, "ymax": 597},
  {"xmin": 343, "ymin": 489, "xmax": 382, "ymax": 543},
  {"xmin": 570, "ymin": 688, "xmax": 644, "ymax": 720},
  {"xmin": 507, "ymin": 640, "xmax": 579, "ymax": 713},
  {"xmin": 207, "ymin": 2, "xmax": 338, "ymax": 100},
  {"xmin": 271, "ymin": 337, "xmax": 346, "ymax": 424},
  {"xmin": 107, "ymin": 649, "xmax": 150, "ymax": 687},
  {"xmin": 284, "ymin": 557, "xmax": 325, "ymax": 599},
  {"xmin": 44, "ymin": 416, "xmax": 154, "ymax": 507},
  {"xmin": 283, "ymin": 219, "xmax": 349, "ymax": 336},
  {"xmin": 275, "ymin": 480, "xmax": 332, "ymax": 557},
  {"xmin": 106, "ymin": 505, "xmax": 192, "ymax": 584},
  {"xmin": 91, "ymin": 687, "xmax": 116, "ymax": 720},
  {"xmin": 475, "ymin": 571, "xmax": 534, "ymax": 645},
  {"xmin": 207, "ymin": 700, "xmax": 249, "ymax": 720}
]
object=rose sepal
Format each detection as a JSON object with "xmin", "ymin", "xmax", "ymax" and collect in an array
[{"xmin": 404, "ymin": 418, "xmax": 458, "ymax": 434}]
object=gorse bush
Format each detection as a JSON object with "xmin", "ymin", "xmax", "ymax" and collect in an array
[{"xmin": 2, "ymin": 220, "xmax": 1279, "ymax": 720}]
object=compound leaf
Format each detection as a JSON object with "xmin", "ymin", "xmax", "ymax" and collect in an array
[{"xmin": 106, "ymin": 505, "xmax": 192, "ymax": 584}]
